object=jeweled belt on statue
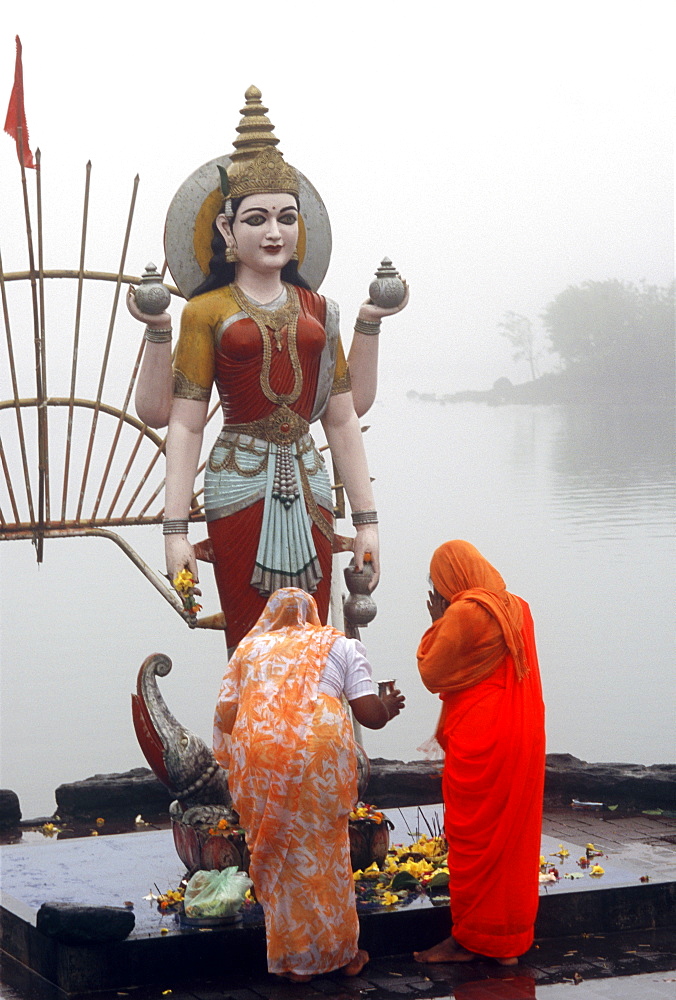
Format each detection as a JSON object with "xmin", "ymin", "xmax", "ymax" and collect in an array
[
  {"xmin": 212, "ymin": 404, "xmax": 333, "ymax": 546},
  {"xmin": 218, "ymin": 404, "xmax": 310, "ymax": 447}
]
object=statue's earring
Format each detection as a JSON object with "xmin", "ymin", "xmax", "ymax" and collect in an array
[{"xmin": 225, "ymin": 246, "xmax": 239, "ymax": 264}]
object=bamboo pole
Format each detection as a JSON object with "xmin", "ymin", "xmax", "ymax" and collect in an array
[
  {"xmin": 2, "ymin": 269, "xmax": 178, "ymax": 293},
  {"xmin": 76, "ymin": 174, "xmax": 139, "ymax": 521},
  {"xmin": 91, "ymin": 334, "xmax": 145, "ymax": 520},
  {"xmin": 0, "ymin": 251, "xmax": 35, "ymax": 525},
  {"xmin": 104, "ymin": 422, "xmax": 147, "ymax": 521},
  {"xmin": 61, "ymin": 160, "xmax": 91, "ymax": 521},
  {"xmin": 121, "ymin": 436, "xmax": 165, "ymax": 519},
  {"xmin": 17, "ymin": 125, "xmax": 44, "ymax": 559},
  {"xmin": 36, "ymin": 149, "xmax": 51, "ymax": 525},
  {"xmin": 0, "ymin": 436, "xmax": 20, "ymax": 524}
]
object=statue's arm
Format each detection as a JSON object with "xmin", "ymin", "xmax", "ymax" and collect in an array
[
  {"xmin": 126, "ymin": 287, "xmax": 174, "ymax": 428},
  {"xmin": 164, "ymin": 397, "xmax": 209, "ymax": 586},
  {"xmin": 136, "ymin": 340, "xmax": 174, "ymax": 428},
  {"xmin": 347, "ymin": 283, "xmax": 410, "ymax": 418},
  {"xmin": 320, "ymin": 390, "xmax": 379, "ymax": 589}
]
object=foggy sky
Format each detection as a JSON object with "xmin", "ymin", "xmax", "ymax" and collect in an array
[{"xmin": 1, "ymin": 0, "xmax": 673, "ymax": 815}]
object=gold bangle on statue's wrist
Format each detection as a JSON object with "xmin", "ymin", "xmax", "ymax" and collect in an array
[
  {"xmin": 163, "ymin": 519, "xmax": 189, "ymax": 535},
  {"xmin": 145, "ymin": 325, "xmax": 173, "ymax": 343},
  {"xmin": 351, "ymin": 509, "xmax": 378, "ymax": 526},
  {"xmin": 354, "ymin": 317, "xmax": 381, "ymax": 336}
]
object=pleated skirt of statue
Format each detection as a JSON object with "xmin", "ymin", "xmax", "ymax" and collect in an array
[
  {"xmin": 440, "ymin": 603, "xmax": 545, "ymax": 959},
  {"xmin": 208, "ymin": 498, "xmax": 332, "ymax": 650},
  {"xmin": 229, "ymin": 692, "xmax": 359, "ymax": 976}
]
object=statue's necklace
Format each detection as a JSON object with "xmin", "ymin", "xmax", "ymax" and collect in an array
[{"xmin": 231, "ymin": 283, "xmax": 302, "ymax": 406}]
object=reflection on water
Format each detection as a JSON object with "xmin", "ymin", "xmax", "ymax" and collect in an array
[
  {"xmin": 454, "ymin": 977, "xmax": 536, "ymax": 998},
  {"xmin": 362, "ymin": 399, "xmax": 674, "ymax": 769},
  {"xmin": 550, "ymin": 405, "xmax": 674, "ymax": 535},
  {"xmin": 553, "ymin": 405, "xmax": 673, "ymax": 484},
  {"xmin": 2, "ymin": 400, "xmax": 674, "ymax": 818}
]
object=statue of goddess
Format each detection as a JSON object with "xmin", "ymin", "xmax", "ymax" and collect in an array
[{"xmin": 127, "ymin": 87, "xmax": 408, "ymax": 651}]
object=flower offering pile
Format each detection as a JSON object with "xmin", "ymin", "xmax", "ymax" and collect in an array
[{"xmin": 353, "ymin": 833, "xmax": 450, "ymax": 911}]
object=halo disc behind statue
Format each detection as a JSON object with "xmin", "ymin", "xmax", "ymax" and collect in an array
[{"xmin": 164, "ymin": 155, "xmax": 332, "ymax": 300}]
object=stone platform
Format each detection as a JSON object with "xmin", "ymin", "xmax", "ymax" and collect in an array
[{"xmin": 1, "ymin": 807, "xmax": 674, "ymax": 995}]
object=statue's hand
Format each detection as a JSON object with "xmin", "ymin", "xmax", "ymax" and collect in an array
[
  {"xmin": 165, "ymin": 535, "xmax": 201, "ymax": 595},
  {"xmin": 352, "ymin": 524, "xmax": 380, "ymax": 590},
  {"xmin": 358, "ymin": 280, "xmax": 410, "ymax": 324},
  {"xmin": 127, "ymin": 285, "xmax": 171, "ymax": 329}
]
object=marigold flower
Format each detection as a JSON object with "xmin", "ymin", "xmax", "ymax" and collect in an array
[
  {"xmin": 173, "ymin": 569, "xmax": 195, "ymax": 593},
  {"xmin": 381, "ymin": 891, "xmax": 399, "ymax": 906},
  {"xmin": 590, "ymin": 864, "xmax": 605, "ymax": 877},
  {"xmin": 400, "ymin": 858, "xmax": 434, "ymax": 879}
]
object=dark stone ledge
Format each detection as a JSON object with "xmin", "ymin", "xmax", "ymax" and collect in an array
[
  {"xmin": 2, "ymin": 755, "xmax": 673, "ymax": 827},
  {"xmin": 54, "ymin": 767, "xmax": 172, "ymax": 820},
  {"xmin": 367, "ymin": 754, "xmax": 675, "ymax": 810},
  {"xmin": 541, "ymin": 753, "xmax": 675, "ymax": 810},
  {"xmin": 36, "ymin": 902, "xmax": 135, "ymax": 945},
  {"xmin": 0, "ymin": 789, "xmax": 21, "ymax": 827}
]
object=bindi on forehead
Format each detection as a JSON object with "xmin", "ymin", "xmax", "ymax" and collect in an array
[{"xmin": 241, "ymin": 203, "xmax": 297, "ymax": 215}]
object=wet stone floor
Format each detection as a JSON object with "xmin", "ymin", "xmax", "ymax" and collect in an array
[
  {"xmin": 2, "ymin": 927, "xmax": 676, "ymax": 1000},
  {"xmin": 2, "ymin": 807, "xmax": 675, "ymax": 999}
]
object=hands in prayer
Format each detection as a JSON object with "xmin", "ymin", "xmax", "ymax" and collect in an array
[{"xmin": 427, "ymin": 589, "xmax": 449, "ymax": 623}]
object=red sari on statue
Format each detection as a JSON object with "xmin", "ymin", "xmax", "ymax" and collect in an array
[{"xmin": 417, "ymin": 540, "xmax": 545, "ymax": 960}]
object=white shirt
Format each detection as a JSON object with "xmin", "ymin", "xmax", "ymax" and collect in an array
[{"xmin": 318, "ymin": 636, "xmax": 375, "ymax": 701}]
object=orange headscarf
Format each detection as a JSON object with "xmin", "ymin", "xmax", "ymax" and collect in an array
[
  {"xmin": 244, "ymin": 587, "xmax": 324, "ymax": 636},
  {"xmin": 418, "ymin": 540, "xmax": 528, "ymax": 695}
]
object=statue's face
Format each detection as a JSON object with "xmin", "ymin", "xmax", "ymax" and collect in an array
[{"xmin": 216, "ymin": 192, "xmax": 298, "ymax": 274}]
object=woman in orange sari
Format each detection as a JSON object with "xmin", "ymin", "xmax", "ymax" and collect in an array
[
  {"xmin": 213, "ymin": 588, "xmax": 405, "ymax": 981},
  {"xmin": 414, "ymin": 540, "xmax": 545, "ymax": 966}
]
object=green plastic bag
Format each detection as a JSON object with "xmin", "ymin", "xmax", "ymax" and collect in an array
[{"xmin": 183, "ymin": 867, "xmax": 252, "ymax": 919}]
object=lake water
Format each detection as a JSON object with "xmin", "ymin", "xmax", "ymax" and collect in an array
[{"xmin": 1, "ymin": 399, "xmax": 674, "ymax": 819}]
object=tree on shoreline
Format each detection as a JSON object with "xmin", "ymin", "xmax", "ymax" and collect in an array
[
  {"xmin": 499, "ymin": 280, "xmax": 674, "ymax": 402},
  {"xmin": 497, "ymin": 311, "xmax": 542, "ymax": 380},
  {"xmin": 542, "ymin": 279, "xmax": 674, "ymax": 381}
]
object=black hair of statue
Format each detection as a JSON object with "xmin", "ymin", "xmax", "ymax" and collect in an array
[{"xmin": 190, "ymin": 194, "xmax": 312, "ymax": 298}]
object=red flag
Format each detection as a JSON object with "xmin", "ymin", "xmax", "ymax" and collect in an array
[{"xmin": 4, "ymin": 36, "xmax": 35, "ymax": 168}]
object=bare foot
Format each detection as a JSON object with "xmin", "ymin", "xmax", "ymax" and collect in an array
[
  {"xmin": 342, "ymin": 949, "xmax": 369, "ymax": 976},
  {"xmin": 496, "ymin": 957, "xmax": 519, "ymax": 966},
  {"xmin": 276, "ymin": 972, "xmax": 313, "ymax": 983},
  {"xmin": 414, "ymin": 936, "xmax": 475, "ymax": 964}
]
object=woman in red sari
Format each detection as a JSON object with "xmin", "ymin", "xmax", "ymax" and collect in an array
[{"xmin": 414, "ymin": 540, "xmax": 545, "ymax": 966}]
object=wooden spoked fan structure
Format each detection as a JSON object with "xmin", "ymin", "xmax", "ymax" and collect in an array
[{"xmin": 0, "ymin": 152, "xmax": 225, "ymax": 628}]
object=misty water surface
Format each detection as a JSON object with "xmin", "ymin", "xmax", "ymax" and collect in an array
[{"xmin": 2, "ymin": 400, "xmax": 674, "ymax": 819}]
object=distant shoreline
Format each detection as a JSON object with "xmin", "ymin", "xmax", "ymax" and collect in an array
[{"xmin": 407, "ymin": 368, "xmax": 675, "ymax": 406}]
